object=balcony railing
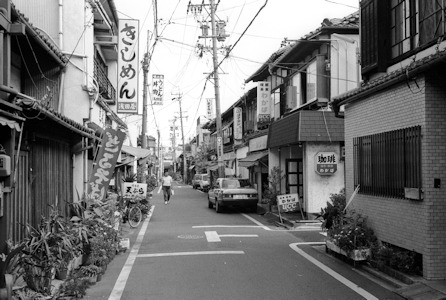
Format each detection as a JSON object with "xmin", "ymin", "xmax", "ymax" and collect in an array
[{"xmin": 94, "ymin": 59, "xmax": 116, "ymax": 101}]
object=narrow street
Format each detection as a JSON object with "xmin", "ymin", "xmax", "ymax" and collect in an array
[{"xmin": 85, "ymin": 183, "xmax": 403, "ymax": 300}]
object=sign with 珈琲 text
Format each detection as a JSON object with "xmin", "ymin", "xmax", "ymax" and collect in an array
[
  {"xmin": 315, "ymin": 152, "xmax": 338, "ymax": 175},
  {"xmin": 87, "ymin": 128, "xmax": 126, "ymax": 201},
  {"xmin": 117, "ymin": 19, "xmax": 139, "ymax": 114},
  {"xmin": 152, "ymin": 74, "xmax": 164, "ymax": 105},
  {"xmin": 277, "ymin": 193, "xmax": 299, "ymax": 212}
]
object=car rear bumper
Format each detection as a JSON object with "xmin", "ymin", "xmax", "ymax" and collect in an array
[{"xmin": 220, "ymin": 199, "xmax": 258, "ymax": 207}]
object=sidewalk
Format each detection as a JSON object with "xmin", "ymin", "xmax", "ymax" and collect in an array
[{"xmin": 260, "ymin": 208, "xmax": 446, "ymax": 300}]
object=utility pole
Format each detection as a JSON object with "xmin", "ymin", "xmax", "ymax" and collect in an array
[
  {"xmin": 140, "ymin": 33, "xmax": 150, "ymax": 182},
  {"xmin": 170, "ymin": 118, "xmax": 177, "ymax": 174},
  {"xmin": 188, "ymin": 0, "xmax": 227, "ymax": 179},
  {"xmin": 172, "ymin": 94, "xmax": 188, "ymax": 184}
]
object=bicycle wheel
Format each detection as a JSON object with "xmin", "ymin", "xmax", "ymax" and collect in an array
[{"xmin": 128, "ymin": 206, "xmax": 142, "ymax": 228}]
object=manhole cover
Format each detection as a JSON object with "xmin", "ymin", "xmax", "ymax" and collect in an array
[{"xmin": 177, "ymin": 234, "xmax": 203, "ymax": 239}]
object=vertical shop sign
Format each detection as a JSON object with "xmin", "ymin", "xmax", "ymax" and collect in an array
[
  {"xmin": 117, "ymin": 19, "xmax": 139, "ymax": 114},
  {"xmin": 257, "ymin": 82, "xmax": 271, "ymax": 124},
  {"xmin": 217, "ymin": 137, "xmax": 223, "ymax": 158},
  {"xmin": 152, "ymin": 74, "xmax": 164, "ymax": 105},
  {"xmin": 234, "ymin": 107, "xmax": 242, "ymax": 140},
  {"xmin": 87, "ymin": 128, "xmax": 126, "ymax": 201},
  {"xmin": 206, "ymin": 98, "xmax": 214, "ymax": 120}
]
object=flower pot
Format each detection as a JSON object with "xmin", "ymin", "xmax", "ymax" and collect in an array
[
  {"xmin": 326, "ymin": 239, "xmax": 370, "ymax": 261},
  {"xmin": 96, "ymin": 273, "xmax": 102, "ymax": 282},
  {"xmin": 56, "ymin": 268, "xmax": 68, "ymax": 280},
  {"xmin": 88, "ymin": 274, "xmax": 97, "ymax": 284}
]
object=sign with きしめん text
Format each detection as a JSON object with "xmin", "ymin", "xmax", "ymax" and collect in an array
[
  {"xmin": 315, "ymin": 152, "xmax": 338, "ymax": 175},
  {"xmin": 234, "ymin": 107, "xmax": 242, "ymax": 140},
  {"xmin": 277, "ymin": 193, "xmax": 299, "ymax": 212},
  {"xmin": 117, "ymin": 19, "xmax": 139, "ymax": 114},
  {"xmin": 87, "ymin": 128, "xmax": 126, "ymax": 201},
  {"xmin": 152, "ymin": 74, "xmax": 164, "ymax": 105},
  {"xmin": 123, "ymin": 182, "xmax": 147, "ymax": 198}
]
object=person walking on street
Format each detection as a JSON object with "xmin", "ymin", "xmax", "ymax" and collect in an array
[{"xmin": 161, "ymin": 170, "xmax": 173, "ymax": 204}]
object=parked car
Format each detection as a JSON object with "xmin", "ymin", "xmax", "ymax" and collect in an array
[
  {"xmin": 192, "ymin": 173, "xmax": 210, "ymax": 191},
  {"xmin": 207, "ymin": 178, "xmax": 258, "ymax": 213}
]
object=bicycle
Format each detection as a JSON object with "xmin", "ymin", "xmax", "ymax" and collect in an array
[{"xmin": 116, "ymin": 197, "xmax": 143, "ymax": 228}]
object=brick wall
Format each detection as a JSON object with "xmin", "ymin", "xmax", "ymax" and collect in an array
[{"xmin": 344, "ymin": 74, "xmax": 446, "ymax": 279}]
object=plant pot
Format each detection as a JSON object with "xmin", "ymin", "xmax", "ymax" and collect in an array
[
  {"xmin": 96, "ymin": 273, "xmax": 102, "ymax": 282},
  {"xmin": 88, "ymin": 274, "xmax": 97, "ymax": 284},
  {"xmin": 56, "ymin": 267, "xmax": 68, "ymax": 280},
  {"xmin": 326, "ymin": 239, "xmax": 371, "ymax": 261}
]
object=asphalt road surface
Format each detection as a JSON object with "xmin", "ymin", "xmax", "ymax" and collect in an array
[{"xmin": 85, "ymin": 182, "xmax": 404, "ymax": 300}]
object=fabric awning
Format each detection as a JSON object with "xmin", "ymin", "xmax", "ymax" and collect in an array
[
  {"xmin": 238, "ymin": 151, "xmax": 268, "ymax": 168},
  {"xmin": 121, "ymin": 145, "xmax": 151, "ymax": 159},
  {"xmin": 0, "ymin": 116, "xmax": 21, "ymax": 131}
]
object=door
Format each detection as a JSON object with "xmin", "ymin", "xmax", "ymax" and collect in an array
[{"xmin": 286, "ymin": 159, "xmax": 303, "ymax": 207}]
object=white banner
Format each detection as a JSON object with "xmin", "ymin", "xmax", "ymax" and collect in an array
[
  {"xmin": 234, "ymin": 107, "xmax": 242, "ymax": 140},
  {"xmin": 206, "ymin": 98, "xmax": 214, "ymax": 120},
  {"xmin": 117, "ymin": 19, "xmax": 139, "ymax": 114},
  {"xmin": 257, "ymin": 82, "xmax": 271, "ymax": 124},
  {"xmin": 152, "ymin": 74, "xmax": 164, "ymax": 105}
]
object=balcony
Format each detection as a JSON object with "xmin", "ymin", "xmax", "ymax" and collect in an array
[{"xmin": 94, "ymin": 59, "xmax": 116, "ymax": 102}]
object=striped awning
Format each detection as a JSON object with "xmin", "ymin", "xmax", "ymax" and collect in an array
[{"xmin": 0, "ymin": 116, "xmax": 21, "ymax": 131}]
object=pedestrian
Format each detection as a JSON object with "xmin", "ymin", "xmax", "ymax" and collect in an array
[{"xmin": 161, "ymin": 170, "xmax": 173, "ymax": 204}]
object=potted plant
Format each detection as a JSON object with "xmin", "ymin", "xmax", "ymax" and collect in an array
[
  {"xmin": 79, "ymin": 265, "xmax": 101, "ymax": 283},
  {"xmin": 262, "ymin": 167, "xmax": 284, "ymax": 210},
  {"xmin": 326, "ymin": 211, "xmax": 376, "ymax": 261}
]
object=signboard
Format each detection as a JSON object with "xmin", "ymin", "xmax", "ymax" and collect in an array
[
  {"xmin": 234, "ymin": 107, "xmax": 242, "ymax": 140},
  {"xmin": 87, "ymin": 128, "xmax": 126, "ymax": 201},
  {"xmin": 152, "ymin": 74, "xmax": 164, "ymax": 105},
  {"xmin": 277, "ymin": 193, "xmax": 299, "ymax": 212},
  {"xmin": 217, "ymin": 136, "xmax": 223, "ymax": 158},
  {"xmin": 315, "ymin": 152, "xmax": 338, "ymax": 175},
  {"xmin": 206, "ymin": 98, "xmax": 214, "ymax": 120},
  {"xmin": 117, "ymin": 19, "xmax": 139, "ymax": 114},
  {"xmin": 257, "ymin": 82, "xmax": 271, "ymax": 124},
  {"xmin": 122, "ymin": 182, "xmax": 147, "ymax": 198}
]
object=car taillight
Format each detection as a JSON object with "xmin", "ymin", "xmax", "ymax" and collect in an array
[{"xmin": 223, "ymin": 194, "xmax": 231, "ymax": 198}]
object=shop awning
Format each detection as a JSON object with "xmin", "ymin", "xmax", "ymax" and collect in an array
[
  {"xmin": 121, "ymin": 145, "xmax": 151, "ymax": 159},
  {"xmin": 0, "ymin": 116, "xmax": 22, "ymax": 131},
  {"xmin": 267, "ymin": 111, "xmax": 344, "ymax": 148},
  {"xmin": 238, "ymin": 151, "xmax": 268, "ymax": 168}
]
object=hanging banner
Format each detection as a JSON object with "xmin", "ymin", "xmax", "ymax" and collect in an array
[
  {"xmin": 152, "ymin": 74, "xmax": 164, "ymax": 105},
  {"xmin": 117, "ymin": 19, "xmax": 139, "ymax": 114},
  {"xmin": 234, "ymin": 107, "xmax": 242, "ymax": 140},
  {"xmin": 87, "ymin": 128, "xmax": 126, "ymax": 202},
  {"xmin": 257, "ymin": 81, "xmax": 271, "ymax": 125},
  {"xmin": 206, "ymin": 98, "xmax": 214, "ymax": 120}
]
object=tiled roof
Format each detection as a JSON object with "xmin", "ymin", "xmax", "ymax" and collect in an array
[
  {"xmin": 244, "ymin": 46, "xmax": 290, "ymax": 83},
  {"xmin": 332, "ymin": 48, "xmax": 446, "ymax": 106},
  {"xmin": 273, "ymin": 11, "xmax": 359, "ymax": 67},
  {"xmin": 11, "ymin": 3, "xmax": 68, "ymax": 65}
]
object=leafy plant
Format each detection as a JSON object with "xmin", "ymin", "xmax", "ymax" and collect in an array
[
  {"xmin": 123, "ymin": 171, "xmax": 137, "ymax": 182},
  {"xmin": 262, "ymin": 167, "xmax": 284, "ymax": 205},
  {"xmin": 80, "ymin": 264, "xmax": 101, "ymax": 277},
  {"xmin": 375, "ymin": 244, "xmax": 422, "ymax": 275},
  {"xmin": 319, "ymin": 188, "xmax": 346, "ymax": 230}
]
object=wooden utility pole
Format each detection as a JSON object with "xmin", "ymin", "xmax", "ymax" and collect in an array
[
  {"xmin": 178, "ymin": 97, "xmax": 187, "ymax": 184},
  {"xmin": 140, "ymin": 42, "xmax": 149, "ymax": 182},
  {"xmin": 210, "ymin": 0, "xmax": 224, "ymax": 179}
]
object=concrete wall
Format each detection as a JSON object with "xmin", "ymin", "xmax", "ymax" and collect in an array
[
  {"xmin": 344, "ymin": 74, "xmax": 446, "ymax": 279},
  {"xmin": 305, "ymin": 142, "xmax": 344, "ymax": 214}
]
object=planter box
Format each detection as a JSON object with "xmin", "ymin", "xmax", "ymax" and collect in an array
[{"xmin": 326, "ymin": 239, "xmax": 371, "ymax": 261}]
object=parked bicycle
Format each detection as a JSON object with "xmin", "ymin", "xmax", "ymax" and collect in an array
[{"xmin": 116, "ymin": 196, "xmax": 143, "ymax": 228}]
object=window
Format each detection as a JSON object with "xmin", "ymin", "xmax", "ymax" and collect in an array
[
  {"xmin": 353, "ymin": 126, "xmax": 421, "ymax": 199},
  {"xmin": 390, "ymin": 0, "xmax": 419, "ymax": 58},
  {"xmin": 306, "ymin": 61, "xmax": 317, "ymax": 102}
]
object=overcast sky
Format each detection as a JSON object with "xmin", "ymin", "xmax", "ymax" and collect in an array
[{"xmin": 113, "ymin": 0, "xmax": 359, "ymax": 147}]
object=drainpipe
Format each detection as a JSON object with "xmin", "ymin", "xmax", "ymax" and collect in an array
[{"xmin": 59, "ymin": 0, "xmax": 63, "ymax": 50}]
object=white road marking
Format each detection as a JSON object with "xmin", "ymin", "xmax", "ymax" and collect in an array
[
  {"xmin": 137, "ymin": 250, "xmax": 245, "ymax": 258},
  {"xmin": 109, "ymin": 205, "xmax": 155, "ymax": 300},
  {"xmin": 157, "ymin": 185, "xmax": 162, "ymax": 194},
  {"xmin": 205, "ymin": 231, "xmax": 259, "ymax": 242},
  {"xmin": 205, "ymin": 231, "xmax": 221, "ymax": 242},
  {"xmin": 193, "ymin": 225, "xmax": 263, "ymax": 229},
  {"xmin": 241, "ymin": 213, "xmax": 272, "ymax": 230},
  {"xmin": 290, "ymin": 243, "xmax": 379, "ymax": 300}
]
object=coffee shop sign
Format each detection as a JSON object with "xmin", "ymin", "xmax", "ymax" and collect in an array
[{"xmin": 315, "ymin": 152, "xmax": 338, "ymax": 175}]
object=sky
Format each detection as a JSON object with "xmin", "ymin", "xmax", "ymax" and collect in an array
[{"xmin": 113, "ymin": 0, "xmax": 359, "ymax": 148}]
